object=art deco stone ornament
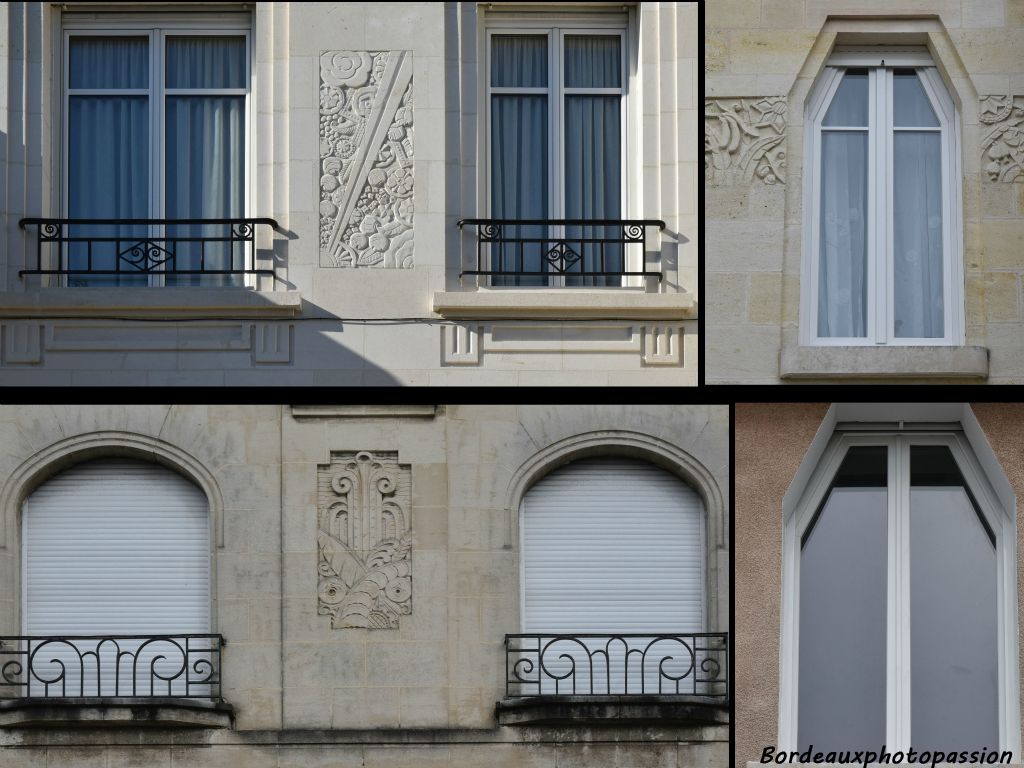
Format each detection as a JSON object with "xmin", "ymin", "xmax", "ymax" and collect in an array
[
  {"xmin": 319, "ymin": 51, "xmax": 414, "ymax": 267},
  {"xmin": 317, "ymin": 451, "xmax": 412, "ymax": 629},
  {"xmin": 704, "ymin": 97, "xmax": 787, "ymax": 185},
  {"xmin": 981, "ymin": 95, "xmax": 1024, "ymax": 182}
]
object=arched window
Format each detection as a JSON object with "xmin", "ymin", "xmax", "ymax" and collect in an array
[
  {"xmin": 802, "ymin": 46, "xmax": 963, "ymax": 346},
  {"xmin": 781, "ymin": 423, "xmax": 1017, "ymax": 754},
  {"xmin": 518, "ymin": 456, "xmax": 711, "ymax": 695},
  {"xmin": 21, "ymin": 458, "xmax": 212, "ymax": 697}
]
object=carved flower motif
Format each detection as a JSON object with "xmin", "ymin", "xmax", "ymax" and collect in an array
[
  {"xmin": 385, "ymin": 168, "xmax": 413, "ymax": 198},
  {"xmin": 320, "ymin": 51, "xmax": 372, "ymax": 88}
]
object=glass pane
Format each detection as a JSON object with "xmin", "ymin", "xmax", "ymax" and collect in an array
[
  {"xmin": 818, "ymin": 131, "xmax": 868, "ymax": 337},
  {"xmin": 564, "ymin": 35, "xmax": 621, "ymax": 88},
  {"xmin": 564, "ymin": 95, "xmax": 621, "ymax": 287},
  {"xmin": 910, "ymin": 445, "xmax": 998, "ymax": 752},
  {"xmin": 491, "ymin": 35, "xmax": 547, "ymax": 88},
  {"xmin": 165, "ymin": 95, "xmax": 246, "ymax": 286},
  {"xmin": 894, "ymin": 70, "xmax": 939, "ymax": 127},
  {"xmin": 490, "ymin": 94, "xmax": 548, "ymax": 286},
  {"xmin": 68, "ymin": 95, "xmax": 149, "ymax": 286},
  {"xmin": 822, "ymin": 69, "xmax": 868, "ymax": 127},
  {"xmin": 69, "ymin": 37, "xmax": 148, "ymax": 89},
  {"xmin": 894, "ymin": 132, "xmax": 944, "ymax": 338},
  {"xmin": 799, "ymin": 446, "xmax": 887, "ymax": 752},
  {"xmin": 166, "ymin": 37, "xmax": 246, "ymax": 89}
]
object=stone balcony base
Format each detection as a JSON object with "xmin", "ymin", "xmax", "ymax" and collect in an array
[
  {"xmin": 496, "ymin": 694, "xmax": 729, "ymax": 727},
  {"xmin": 0, "ymin": 697, "xmax": 233, "ymax": 728}
]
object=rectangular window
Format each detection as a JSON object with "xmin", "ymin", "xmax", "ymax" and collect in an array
[
  {"xmin": 485, "ymin": 23, "xmax": 627, "ymax": 287},
  {"xmin": 63, "ymin": 21, "xmax": 250, "ymax": 286}
]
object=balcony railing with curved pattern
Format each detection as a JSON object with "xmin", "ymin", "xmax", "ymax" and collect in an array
[
  {"xmin": 504, "ymin": 632, "xmax": 728, "ymax": 699},
  {"xmin": 0, "ymin": 634, "xmax": 223, "ymax": 700},
  {"xmin": 458, "ymin": 218, "xmax": 666, "ymax": 285},
  {"xmin": 18, "ymin": 218, "xmax": 278, "ymax": 285}
]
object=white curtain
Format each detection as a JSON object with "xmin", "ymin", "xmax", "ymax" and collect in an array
[
  {"xmin": 818, "ymin": 71, "xmax": 869, "ymax": 337},
  {"xmin": 490, "ymin": 36, "xmax": 548, "ymax": 286},
  {"xmin": 818, "ymin": 132, "xmax": 868, "ymax": 337},
  {"xmin": 893, "ymin": 72, "xmax": 943, "ymax": 338},
  {"xmin": 68, "ymin": 38, "xmax": 149, "ymax": 286},
  {"xmin": 564, "ymin": 36, "xmax": 621, "ymax": 287}
]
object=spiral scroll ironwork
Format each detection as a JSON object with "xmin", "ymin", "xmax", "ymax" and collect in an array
[
  {"xmin": 505, "ymin": 632, "xmax": 728, "ymax": 698},
  {"xmin": 0, "ymin": 635, "xmax": 223, "ymax": 700}
]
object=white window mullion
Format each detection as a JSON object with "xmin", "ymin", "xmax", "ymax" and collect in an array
[
  {"xmin": 894, "ymin": 436, "xmax": 913, "ymax": 750},
  {"xmin": 884, "ymin": 436, "xmax": 902, "ymax": 748},
  {"xmin": 874, "ymin": 68, "xmax": 891, "ymax": 345}
]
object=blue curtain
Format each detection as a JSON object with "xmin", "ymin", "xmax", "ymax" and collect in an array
[
  {"xmin": 490, "ymin": 36, "xmax": 548, "ymax": 286},
  {"xmin": 68, "ymin": 37, "xmax": 150, "ymax": 286},
  {"xmin": 66, "ymin": 36, "xmax": 245, "ymax": 287},
  {"xmin": 564, "ymin": 36, "xmax": 621, "ymax": 286},
  {"xmin": 165, "ymin": 37, "xmax": 246, "ymax": 286},
  {"xmin": 166, "ymin": 37, "xmax": 246, "ymax": 89}
]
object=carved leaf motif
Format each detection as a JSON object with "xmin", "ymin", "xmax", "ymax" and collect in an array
[
  {"xmin": 319, "ymin": 51, "xmax": 415, "ymax": 267},
  {"xmin": 980, "ymin": 95, "xmax": 1024, "ymax": 182},
  {"xmin": 704, "ymin": 97, "xmax": 788, "ymax": 185},
  {"xmin": 317, "ymin": 451, "xmax": 412, "ymax": 630}
]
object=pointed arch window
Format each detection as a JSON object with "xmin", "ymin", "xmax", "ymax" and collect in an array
[
  {"xmin": 802, "ymin": 47, "xmax": 964, "ymax": 346},
  {"xmin": 781, "ymin": 428, "xmax": 1017, "ymax": 755}
]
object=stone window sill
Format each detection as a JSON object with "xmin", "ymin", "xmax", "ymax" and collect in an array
[
  {"xmin": 495, "ymin": 695, "xmax": 729, "ymax": 726},
  {"xmin": 780, "ymin": 345, "xmax": 989, "ymax": 380},
  {"xmin": 433, "ymin": 291, "xmax": 696, "ymax": 320},
  {"xmin": 0, "ymin": 697, "xmax": 233, "ymax": 728},
  {"xmin": 0, "ymin": 288, "xmax": 302, "ymax": 319}
]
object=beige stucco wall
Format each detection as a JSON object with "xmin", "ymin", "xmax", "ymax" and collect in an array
[
  {"xmin": 706, "ymin": 1, "xmax": 1024, "ymax": 384},
  {"xmin": 735, "ymin": 402, "xmax": 1024, "ymax": 766},
  {"xmin": 0, "ymin": 2, "xmax": 698, "ymax": 386},
  {"xmin": 0, "ymin": 403, "xmax": 728, "ymax": 767}
]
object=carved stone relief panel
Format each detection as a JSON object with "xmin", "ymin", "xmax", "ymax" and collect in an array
[
  {"xmin": 704, "ymin": 97, "xmax": 787, "ymax": 185},
  {"xmin": 981, "ymin": 95, "xmax": 1024, "ymax": 182},
  {"xmin": 319, "ymin": 51, "xmax": 414, "ymax": 268},
  {"xmin": 317, "ymin": 450, "xmax": 412, "ymax": 629}
]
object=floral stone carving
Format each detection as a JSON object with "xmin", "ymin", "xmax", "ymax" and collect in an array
[
  {"xmin": 981, "ymin": 95, "xmax": 1024, "ymax": 182},
  {"xmin": 317, "ymin": 451, "xmax": 412, "ymax": 629},
  {"xmin": 704, "ymin": 97, "xmax": 787, "ymax": 185},
  {"xmin": 319, "ymin": 51, "xmax": 414, "ymax": 267}
]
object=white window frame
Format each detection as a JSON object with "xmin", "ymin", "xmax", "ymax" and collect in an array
[
  {"xmin": 481, "ymin": 11, "xmax": 639, "ymax": 287},
  {"xmin": 779, "ymin": 427, "xmax": 1019, "ymax": 756},
  {"xmin": 60, "ymin": 14, "xmax": 252, "ymax": 287},
  {"xmin": 800, "ymin": 48, "xmax": 964, "ymax": 346}
]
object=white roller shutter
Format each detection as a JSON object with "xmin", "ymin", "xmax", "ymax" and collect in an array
[
  {"xmin": 23, "ymin": 458, "xmax": 210, "ymax": 696},
  {"xmin": 521, "ymin": 457, "xmax": 705, "ymax": 694}
]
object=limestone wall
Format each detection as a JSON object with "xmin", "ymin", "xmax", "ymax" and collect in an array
[
  {"xmin": 0, "ymin": 2, "xmax": 698, "ymax": 386},
  {"xmin": 706, "ymin": 1, "xmax": 1024, "ymax": 383},
  {"xmin": 0, "ymin": 404, "xmax": 729, "ymax": 766}
]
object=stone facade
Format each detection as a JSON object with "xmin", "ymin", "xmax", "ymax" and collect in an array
[
  {"xmin": 735, "ymin": 403, "xmax": 1024, "ymax": 766},
  {"xmin": 706, "ymin": 1, "xmax": 1024, "ymax": 384},
  {"xmin": 0, "ymin": 2, "xmax": 698, "ymax": 386},
  {"xmin": 0, "ymin": 404, "xmax": 729, "ymax": 767}
]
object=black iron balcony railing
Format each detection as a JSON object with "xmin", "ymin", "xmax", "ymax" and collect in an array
[
  {"xmin": 18, "ymin": 218, "xmax": 278, "ymax": 284},
  {"xmin": 0, "ymin": 634, "xmax": 223, "ymax": 700},
  {"xmin": 458, "ymin": 218, "xmax": 666, "ymax": 284},
  {"xmin": 504, "ymin": 633, "xmax": 728, "ymax": 698}
]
